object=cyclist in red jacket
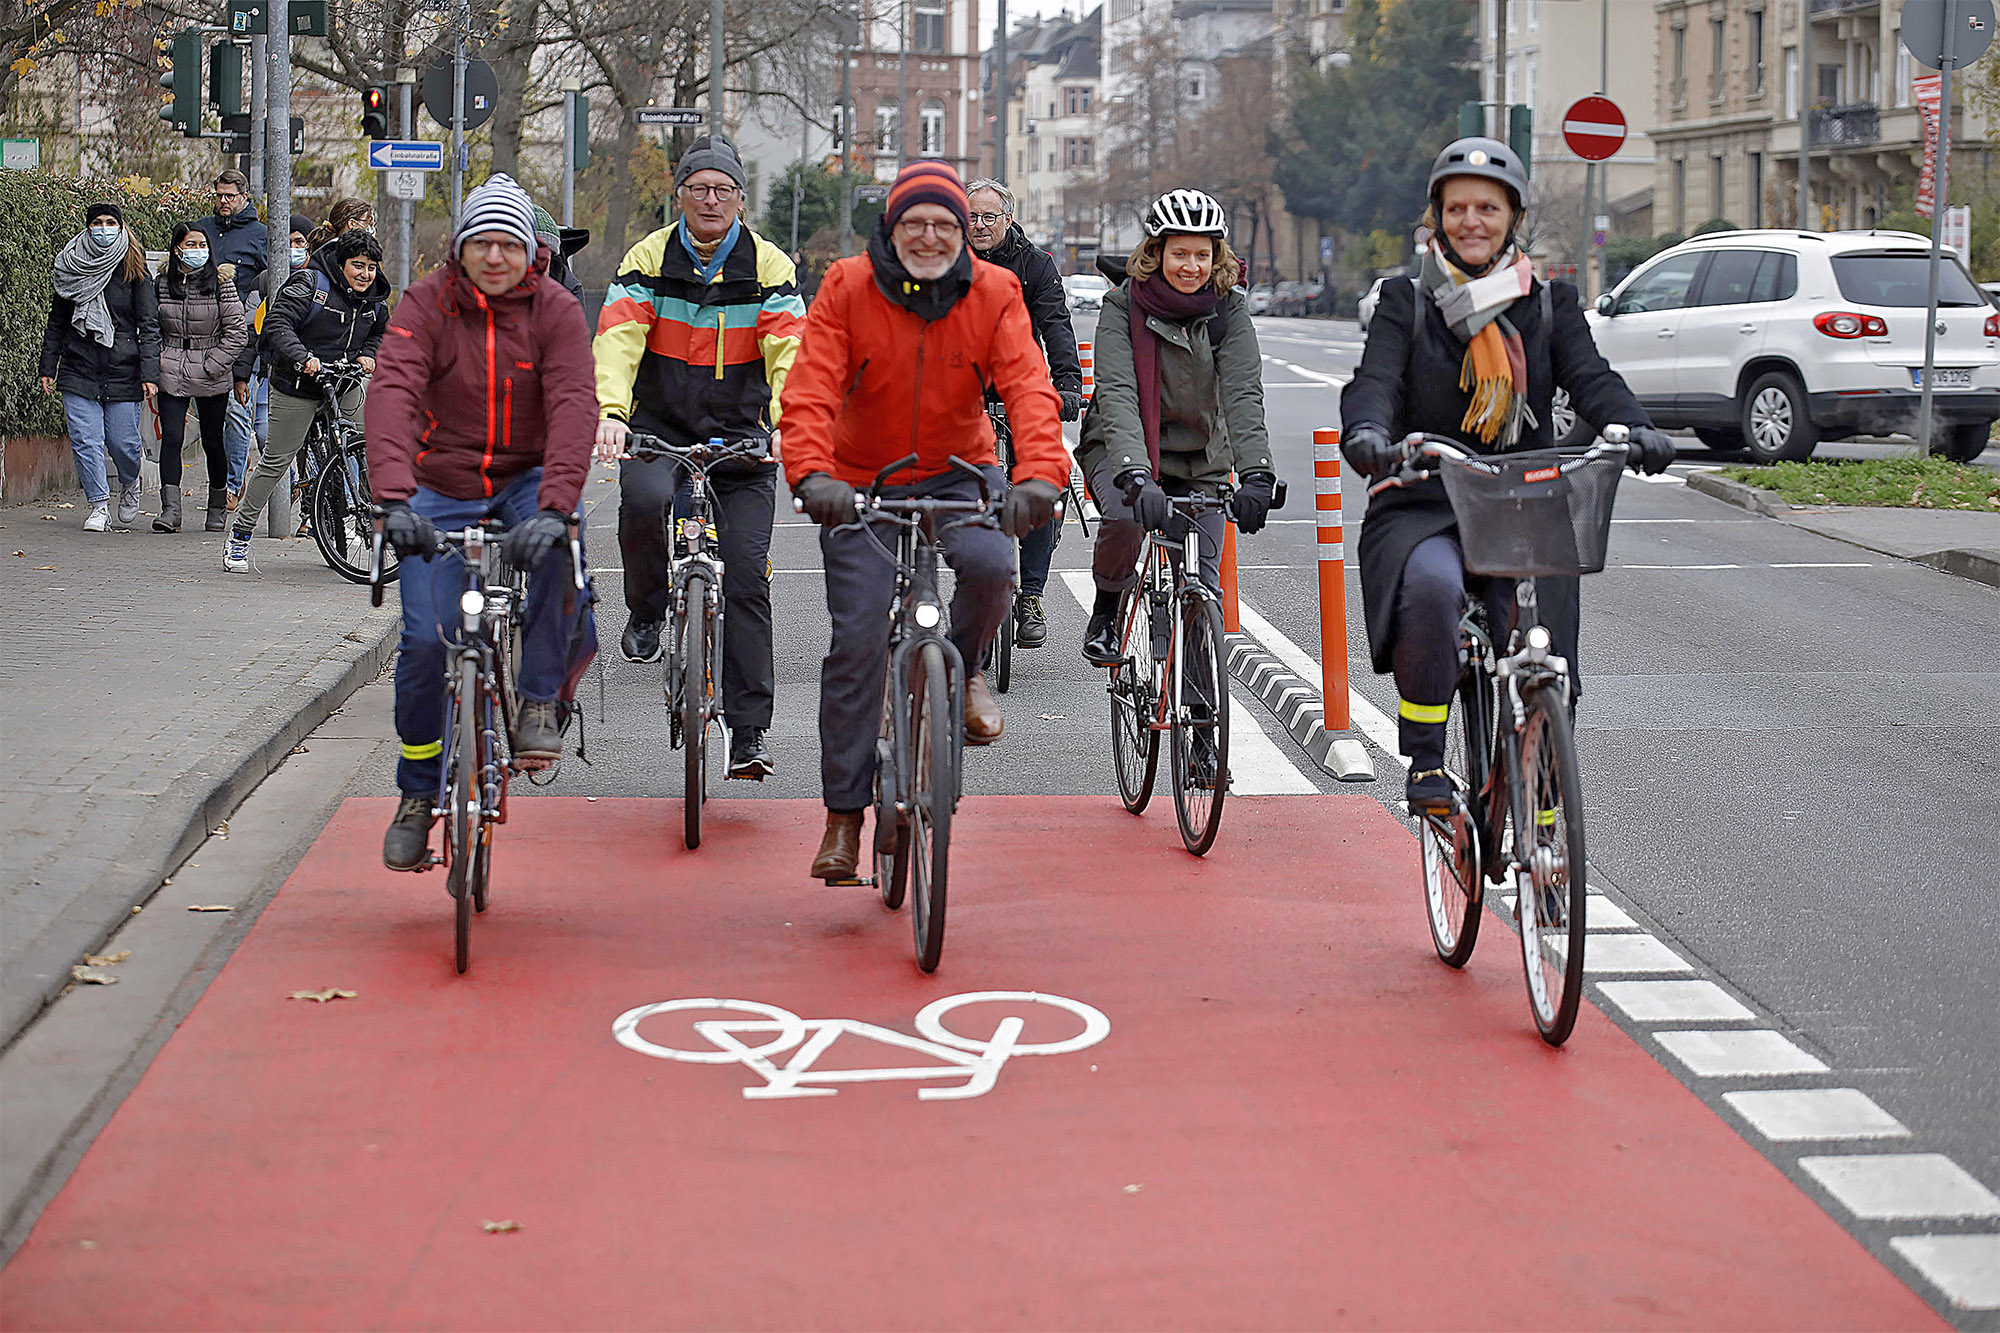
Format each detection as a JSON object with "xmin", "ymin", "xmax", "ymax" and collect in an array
[{"xmin": 366, "ymin": 173, "xmax": 599, "ymax": 872}]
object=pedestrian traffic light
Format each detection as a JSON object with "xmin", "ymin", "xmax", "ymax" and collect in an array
[
  {"xmin": 157, "ymin": 27, "xmax": 201, "ymax": 137},
  {"xmin": 1508, "ymin": 104, "xmax": 1533, "ymax": 177},
  {"xmin": 360, "ymin": 84, "xmax": 390, "ymax": 138},
  {"xmin": 209, "ymin": 40, "xmax": 243, "ymax": 117}
]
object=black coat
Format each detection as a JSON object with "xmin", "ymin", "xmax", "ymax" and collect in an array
[
  {"xmin": 1339, "ymin": 276, "xmax": 1649, "ymax": 675},
  {"xmin": 976, "ymin": 223, "xmax": 1082, "ymax": 395},
  {"xmin": 261, "ymin": 250, "xmax": 391, "ymax": 399},
  {"xmin": 40, "ymin": 270, "xmax": 161, "ymax": 403},
  {"xmin": 195, "ymin": 208, "xmax": 268, "ymax": 304}
]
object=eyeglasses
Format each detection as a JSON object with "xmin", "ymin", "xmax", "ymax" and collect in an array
[
  {"xmin": 214, "ymin": 190, "xmax": 243, "ymax": 200},
  {"xmin": 895, "ymin": 218, "xmax": 962, "ymax": 239},
  {"xmin": 680, "ymin": 184, "xmax": 740, "ymax": 201},
  {"xmin": 968, "ymin": 212, "xmax": 1008, "ymax": 226}
]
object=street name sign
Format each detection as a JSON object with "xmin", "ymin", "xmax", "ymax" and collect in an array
[
  {"xmin": 369, "ymin": 140, "xmax": 445, "ymax": 170},
  {"xmin": 636, "ymin": 107, "xmax": 706, "ymax": 126},
  {"xmin": 1562, "ymin": 96, "xmax": 1626, "ymax": 161}
]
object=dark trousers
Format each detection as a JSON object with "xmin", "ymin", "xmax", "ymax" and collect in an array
[
  {"xmin": 394, "ymin": 468, "xmax": 586, "ymax": 795},
  {"xmin": 1017, "ymin": 514, "xmax": 1055, "ymax": 597},
  {"xmin": 1086, "ymin": 455, "xmax": 1224, "ymax": 596},
  {"xmin": 1392, "ymin": 534, "xmax": 1514, "ymax": 760},
  {"xmin": 156, "ymin": 392, "xmax": 230, "ymax": 488},
  {"xmin": 617, "ymin": 455, "xmax": 776, "ymax": 730},
  {"xmin": 817, "ymin": 468, "xmax": 1011, "ymax": 811}
]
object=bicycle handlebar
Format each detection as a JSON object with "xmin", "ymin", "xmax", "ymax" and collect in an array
[
  {"xmin": 367, "ymin": 508, "xmax": 586, "ymax": 607},
  {"xmin": 1367, "ymin": 427, "xmax": 1631, "ymax": 498},
  {"xmin": 621, "ymin": 432, "xmax": 774, "ymax": 466}
]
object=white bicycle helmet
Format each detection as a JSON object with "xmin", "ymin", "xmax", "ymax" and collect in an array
[{"xmin": 1143, "ymin": 189, "xmax": 1229, "ymax": 240}]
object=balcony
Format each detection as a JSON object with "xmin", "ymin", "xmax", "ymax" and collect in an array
[
  {"xmin": 1810, "ymin": 0, "xmax": 1877, "ymax": 13},
  {"xmin": 1811, "ymin": 102, "xmax": 1880, "ymax": 145}
]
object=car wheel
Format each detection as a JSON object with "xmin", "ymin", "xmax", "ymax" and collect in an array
[
  {"xmin": 1740, "ymin": 371, "xmax": 1819, "ymax": 463},
  {"xmin": 1935, "ymin": 421, "xmax": 1991, "ymax": 463},
  {"xmin": 1549, "ymin": 387, "xmax": 1594, "ymax": 449},
  {"xmin": 1693, "ymin": 426, "xmax": 1746, "ymax": 455}
]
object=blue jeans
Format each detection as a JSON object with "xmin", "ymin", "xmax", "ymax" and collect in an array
[
  {"xmin": 62, "ymin": 395, "xmax": 143, "ymax": 504},
  {"xmin": 392, "ymin": 469, "xmax": 589, "ymax": 795},
  {"xmin": 223, "ymin": 375, "xmax": 267, "ymax": 492}
]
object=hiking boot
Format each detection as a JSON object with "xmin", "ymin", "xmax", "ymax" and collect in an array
[
  {"xmin": 83, "ymin": 501, "xmax": 109, "ymax": 532},
  {"xmin": 1013, "ymin": 593, "xmax": 1048, "ymax": 649},
  {"xmin": 382, "ymin": 795, "xmax": 435, "ymax": 871},
  {"xmin": 513, "ymin": 700, "xmax": 563, "ymax": 761},
  {"xmin": 621, "ymin": 616, "xmax": 664, "ymax": 663},
  {"xmin": 728, "ymin": 726, "xmax": 774, "ymax": 780},
  {"xmin": 811, "ymin": 809, "xmax": 865, "ymax": 881},
  {"xmin": 222, "ymin": 529, "xmax": 251, "ymax": 572},
  {"xmin": 205, "ymin": 488, "xmax": 228, "ymax": 532},
  {"xmin": 115, "ymin": 482, "xmax": 139, "ymax": 527},
  {"xmin": 153, "ymin": 484, "xmax": 181, "ymax": 533}
]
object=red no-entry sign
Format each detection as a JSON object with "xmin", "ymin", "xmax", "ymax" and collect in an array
[{"xmin": 1562, "ymin": 96, "xmax": 1627, "ymax": 161}]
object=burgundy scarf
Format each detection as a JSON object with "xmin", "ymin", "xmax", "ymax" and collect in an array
[{"xmin": 1128, "ymin": 273, "xmax": 1219, "ymax": 471}]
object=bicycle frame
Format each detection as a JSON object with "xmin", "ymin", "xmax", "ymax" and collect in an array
[
  {"xmin": 875, "ymin": 510, "xmax": 971, "ymax": 824},
  {"xmin": 1127, "ymin": 498, "xmax": 1225, "ymax": 735},
  {"xmin": 433, "ymin": 527, "xmax": 523, "ymax": 834}
]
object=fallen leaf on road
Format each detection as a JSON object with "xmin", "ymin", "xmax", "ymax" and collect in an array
[
  {"xmin": 40, "ymin": 514, "xmax": 55, "ymax": 520},
  {"xmin": 83, "ymin": 950, "xmax": 130, "ymax": 966},
  {"xmin": 11, "ymin": 551, "xmax": 23, "ymax": 556},
  {"xmin": 1123, "ymin": 1183, "xmax": 1144, "ymax": 1194},
  {"xmin": 35, "ymin": 565, "xmax": 54, "ymax": 570},
  {"xmin": 211, "ymin": 820, "xmax": 229, "ymax": 838},
  {"xmin": 1038, "ymin": 714, "xmax": 1067, "ymax": 721},
  {"xmin": 188, "ymin": 904, "xmax": 233, "ymax": 912},
  {"xmin": 55, "ymin": 502, "xmax": 74, "ymax": 509},
  {"xmin": 71, "ymin": 966, "xmax": 119, "ymax": 985},
  {"xmin": 288, "ymin": 988, "xmax": 358, "ymax": 1003},
  {"xmin": 482, "ymin": 1220, "xmax": 523, "ymax": 1233}
]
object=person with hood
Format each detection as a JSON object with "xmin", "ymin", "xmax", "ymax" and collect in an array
[
  {"xmin": 1338, "ymin": 136, "xmax": 1675, "ymax": 812},
  {"xmin": 780, "ymin": 160, "xmax": 1068, "ymax": 882},
  {"xmin": 223, "ymin": 228, "xmax": 389, "ymax": 572},
  {"xmin": 365, "ymin": 173, "xmax": 600, "ymax": 872},
  {"xmin": 593, "ymin": 132, "xmax": 802, "ymax": 782},
  {"xmin": 965, "ymin": 178, "xmax": 1084, "ymax": 651},
  {"xmin": 196, "ymin": 169, "xmax": 268, "ymax": 499},
  {"xmin": 532, "ymin": 204, "xmax": 587, "ymax": 307},
  {"xmin": 39, "ymin": 201, "xmax": 160, "ymax": 532},
  {"xmin": 153, "ymin": 220, "xmax": 248, "ymax": 532}
]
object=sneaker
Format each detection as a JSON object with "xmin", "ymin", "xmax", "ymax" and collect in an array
[
  {"xmin": 382, "ymin": 795, "xmax": 435, "ymax": 871},
  {"xmin": 222, "ymin": 529, "xmax": 251, "ymax": 573},
  {"xmin": 513, "ymin": 700, "xmax": 563, "ymax": 761},
  {"xmin": 620, "ymin": 616, "xmax": 664, "ymax": 664},
  {"xmin": 728, "ymin": 726, "xmax": 775, "ymax": 780},
  {"xmin": 1014, "ymin": 593, "xmax": 1048, "ymax": 649},
  {"xmin": 1405, "ymin": 766, "xmax": 1454, "ymax": 815},
  {"xmin": 114, "ymin": 482, "xmax": 139, "ymax": 527},
  {"xmin": 82, "ymin": 502, "xmax": 109, "ymax": 532}
]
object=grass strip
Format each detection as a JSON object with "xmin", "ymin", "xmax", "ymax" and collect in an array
[{"xmin": 1714, "ymin": 455, "xmax": 2000, "ymax": 511}]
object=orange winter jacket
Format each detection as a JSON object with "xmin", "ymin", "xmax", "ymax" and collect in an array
[{"xmin": 779, "ymin": 254, "xmax": 1068, "ymax": 492}]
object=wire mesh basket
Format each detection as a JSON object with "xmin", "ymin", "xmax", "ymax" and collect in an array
[{"xmin": 1438, "ymin": 448, "xmax": 1625, "ymax": 577}]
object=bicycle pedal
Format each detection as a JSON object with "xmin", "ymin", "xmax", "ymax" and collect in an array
[
  {"xmin": 821, "ymin": 876, "xmax": 873, "ymax": 888},
  {"xmin": 725, "ymin": 769, "xmax": 768, "ymax": 782}
]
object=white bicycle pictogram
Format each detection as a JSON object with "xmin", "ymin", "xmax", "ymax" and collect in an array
[{"xmin": 611, "ymin": 991, "xmax": 1111, "ymax": 1101}]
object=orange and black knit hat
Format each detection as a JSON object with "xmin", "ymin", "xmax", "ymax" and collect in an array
[{"xmin": 883, "ymin": 161, "xmax": 970, "ymax": 235}]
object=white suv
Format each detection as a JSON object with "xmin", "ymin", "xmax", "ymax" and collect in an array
[{"xmin": 1554, "ymin": 229, "xmax": 1997, "ymax": 462}]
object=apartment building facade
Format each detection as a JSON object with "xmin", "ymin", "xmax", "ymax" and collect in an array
[{"xmin": 845, "ymin": 0, "xmax": 989, "ymax": 183}]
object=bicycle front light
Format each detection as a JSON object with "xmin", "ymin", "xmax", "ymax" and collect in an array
[
  {"xmin": 914, "ymin": 601, "xmax": 942, "ymax": 629},
  {"xmin": 1526, "ymin": 626, "xmax": 1551, "ymax": 654},
  {"xmin": 460, "ymin": 589, "xmax": 486, "ymax": 618}
]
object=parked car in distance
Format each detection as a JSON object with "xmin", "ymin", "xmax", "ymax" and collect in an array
[
  {"xmin": 1980, "ymin": 280, "xmax": 2000, "ymax": 309},
  {"xmin": 1271, "ymin": 281, "xmax": 1306, "ymax": 316},
  {"xmin": 1247, "ymin": 283, "xmax": 1273, "ymax": 316},
  {"xmin": 1553, "ymin": 228, "xmax": 1997, "ymax": 462},
  {"xmin": 1063, "ymin": 272, "xmax": 1111, "ymax": 314}
]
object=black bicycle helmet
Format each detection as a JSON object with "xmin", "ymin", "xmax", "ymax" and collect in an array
[{"xmin": 1143, "ymin": 188, "xmax": 1229, "ymax": 240}]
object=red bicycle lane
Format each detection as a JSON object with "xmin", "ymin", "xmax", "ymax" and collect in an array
[{"xmin": 0, "ymin": 794, "xmax": 1939, "ymax": 1330}]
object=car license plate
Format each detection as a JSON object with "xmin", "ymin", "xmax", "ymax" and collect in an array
[{"xmin": 1911, "ymin": 366, "xmax": 1974, "ymax": 389}]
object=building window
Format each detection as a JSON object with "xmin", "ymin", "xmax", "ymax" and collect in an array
[
  {"xmin": 1672, "ymin": 158, "xmax": 1686, "ymax": 232},
  {"xmin": 875, "ymin": 98, "xmax": 900, "ymax": 152},
  {"xmin": 1817, "ymin": 62, "xmax": 1841, "ymax": 104},
  {"xmin": 1016, "ymin": 149, "xmax": 1024, "ymax": 176},
  {"xmin": 1896, "ymin": 34, "xmax": 1912, "ymax": 106},
  {"xmin": 1185, "ymin": 70, "xmax": 1204, "ymax": 100},
  {"xmin": 1671, "ymin": 26, "xmax": 1686, "ymax": 105},
  {"xmin": 1064, "ymin": 136, "xmax": 1093, "ymax": 167},
  {"xmin": 913, "ymin": 0, "xmax": 945, "ymax": 53},
  {"xmin": 1748, "ymin": 151, "xmax": 1763, "ymax": 226},
  {"xmin": 1711, "ymin": 155, "xmax": 1725, "ymax": 219},
  {"xmin": 1523, "ymin": 52, "xmax": 1538, "ymax": 113},
  {"xmin": 1748, "ymin": 10, "xmax": 1765, "ymax": 95},
  {"xmin": 1783, "ymin": 45, "xmax": 1798, "ymax": 118},
  {"xmin": 1048, "ymin": 151, "xmax": 1056, "ymax": 171},
  {"xmin": 1710, "ymin": 17, "xmax": 1727, "ymax": 101},
  {"xmin": 919, "ymin": 99, "xmax": 945, "ymax": 155},
  {"xmin": 1065, "ymin": 85, "xmax": 1092, "ymax": 115}
]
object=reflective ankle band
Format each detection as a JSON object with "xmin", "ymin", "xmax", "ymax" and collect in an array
[
  {"xmin": 1399, "ymin": 699, "xmax": 1449, "ymax": 724},
  {"xmin": 401, "ymin": 740, "xmax": 443, "ymax": 760}
]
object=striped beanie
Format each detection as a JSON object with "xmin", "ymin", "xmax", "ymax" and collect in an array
[
  {"xmin": 454, "ymin": 172, "xmax": 538, "ymax": 254},
  {"xmin": 883, "ymin": 161, "xmax": 969, "ymax": 236}
]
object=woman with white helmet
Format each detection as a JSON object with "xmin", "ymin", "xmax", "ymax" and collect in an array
[{"xmin": 1339, "ymin": 136, "xmax": 1676, "ymax": 813}]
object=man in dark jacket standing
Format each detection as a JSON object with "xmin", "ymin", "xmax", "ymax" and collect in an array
[
  {"xmin": 196, "ymin": 169, "xmax": 269, "ymax": 498},
  {"xmin": 966, "ymin": 179, "xmax": 1083, "ymax": 650}
]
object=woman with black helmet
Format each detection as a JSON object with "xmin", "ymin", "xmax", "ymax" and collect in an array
[{"xmin": 1340, "ymin": 137, "xmax": 1677, "ymax": 812}]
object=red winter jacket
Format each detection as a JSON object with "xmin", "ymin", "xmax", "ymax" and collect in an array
[{"xmin": 366, "ymin": 247, "xmax": 597, "ymax": 516}]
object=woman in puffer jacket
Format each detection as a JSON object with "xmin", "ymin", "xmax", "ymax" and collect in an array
[{"xmin": 154, "ymin": 221, "xmax": 248, "ymax": 532}]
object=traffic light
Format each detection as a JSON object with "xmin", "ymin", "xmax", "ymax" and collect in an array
[
  {"xmin": 360, "ymin": 85, "xmax": 390, "ymax": 138},
  {"xmin": 158, "ymin": 28, "xmax": 201, "ymax": 137},
  {"xmin": 1508, "ymin": 104, "xmax": 1533, "ymax": 177},
  {"xmin": 209, "ymin": 40, "xmax": 243, "ymax": 117}
]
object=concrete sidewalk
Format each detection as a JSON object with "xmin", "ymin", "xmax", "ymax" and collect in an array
[
  {"xmin": 1685, "ymin": 471, "xmax": 2000, "ymax": 588},
  {"xmin": 0, "ymin": 490, "xmax": 395, "ymax": 1049}
]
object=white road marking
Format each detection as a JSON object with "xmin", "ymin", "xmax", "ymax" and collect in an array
[
  {"xmin": 1619, "ymin": 563, "xmax": 1745, "ymax": 570},
  {"xmin": 1653, "ymin": 1030, "xmax": 1830, "ymax": 1078},
  {"xmin": 1566, "ymin": 933, "xmax": 1692, "ymax": 974},
  {"xmin": 1597, "ymin": 980, "xmax": 1755, "ymax": 1022},
  {"xmin": 1232, "ymin": 597, "xmax": 1403, "ymax": 769},
  {"xmin": 1771, "ymin": 561, "xmax": 1877, "ymax": 568},
  {"xmin": 1610, "ymin": 517, "xmax": 1759, "ymax": 524},
  {"xmin": 1889, "ymin": 1235, "xmax": 2000, "ymax": 1310},
  {"xmin": 1724, "ymin": 1088, "xmax": 1911, "ymax": 1141},
  {"xmin": 1502, "ymin": 894, "xmax": 1636, "ymax": 931},
  {"xmin": 1801, "ymin": 1154, "xmax": 2000, "ymax": 1220}
]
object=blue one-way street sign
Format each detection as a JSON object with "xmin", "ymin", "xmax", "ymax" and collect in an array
[{"xmin": 368, "ymin": 140, "xmax": 445, "ymax": 171}]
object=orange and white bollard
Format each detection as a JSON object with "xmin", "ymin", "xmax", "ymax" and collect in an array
[
  {"xmin": 1220, "ymin": 494, "xmax": 1241, "ymax": 633},
  {"xmin": 1314, "ymin": 428, "xmax": 1350, "ymax": 732},
  {"xmin": 1079, "ymin": 341, "xmax": 1093, "ymax": 401}
]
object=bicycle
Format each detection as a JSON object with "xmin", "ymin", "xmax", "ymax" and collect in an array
[
  {"xmin": 986, "ymin": 400, "xmax": 1091, "ymax": 694},
  {"xmin": 621, "ymin": 433, "xmax": 773, "ymax": 850},
  {"xmin": 1370, "ymin": 425, "xmax": 1631, "ymax": 1046},
  {"xmin": 805, "ymin": 454, "xmax": 998, "ymax": 974},
  {"xmin": 299, "ymin": 360, "xmax": 391, "ymax": 585},
  {"xmin": 368, "ymin": 511, "xmax": 586, "ymax": 974}
]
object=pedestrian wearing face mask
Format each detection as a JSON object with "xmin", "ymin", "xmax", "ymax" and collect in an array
[
  {"xmin": 39, "ymin": 201, "xmax": 160, "ymax": 532},
  {"xmin": 154, "ymin": 221, "xmax": 248, "ymax": 532}
]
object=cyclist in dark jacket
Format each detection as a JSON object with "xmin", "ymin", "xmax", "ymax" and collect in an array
[
  {"xmin": 1338, "ymin": 136, "xmax": 1675, "ymax": 812},
  {"xmin": 39, "ymin": 201, "xmax": 160, "ymax": 532},
  {"xmin": 966, "ymin": 179, "xmax": 1084, "ymax": 651}
]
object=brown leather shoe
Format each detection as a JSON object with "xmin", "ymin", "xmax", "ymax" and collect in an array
[
  {"xmin": 964, "ymin": 672, "xmax": 1003, "ymax": 746},
  {"xmin": 810, "ymin": 810, "xmax": 865, "ymax": 881}
]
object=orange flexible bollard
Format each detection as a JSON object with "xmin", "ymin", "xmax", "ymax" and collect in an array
[
  {"xmin": 1220, "ymin": 504, "xmax": 1241, "ymax": 633},
  {"xmin": 1314, "ymin": 427, "xmax": 1351, "ymax": 732}
]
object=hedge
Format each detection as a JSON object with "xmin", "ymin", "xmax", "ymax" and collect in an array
[{"xmin": 0, "ymin": 171, "xmax": 208, "ymax": 437}]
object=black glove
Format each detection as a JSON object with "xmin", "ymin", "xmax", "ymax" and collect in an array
[
  {"xmin": 1117, "ymin": 469, "xmax": 1173, "ymax": 533},
  {"xmin": 1341, "ymin": 424, "xmax": 1398, "ymax": 480},
  {"xmin": 1627, "ymin": 425, "xmax": 1676, "ymax": 476},
  {"xmin": 1001, "ymin": 478, "xmax": 1061, "ymax": 539},
  {"xmin": 795, "ymin": 471, "xmax": 856, "ymax": 528},
  {"xmin": 379, "ymin": 500, "xmax": 436, "ymax": 558},
  {"xmin": 1059, "ymin": 390, "xmax": 1084, "ymax": 422},
  {"xmin": 1230, "ymin": 471, "xmax": 1279, "ymax": 535},
  {"xmin": 504, "ymin": 509, "xmax": 570, "ymax": 571}
]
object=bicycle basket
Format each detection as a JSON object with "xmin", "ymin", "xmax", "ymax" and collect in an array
[{"xmin": 1438, "ymin": 449, "xmax": 1623, "ymax": 578}]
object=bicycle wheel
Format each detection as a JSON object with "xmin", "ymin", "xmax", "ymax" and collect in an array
[
  {"xmin": 1170, "ymin": 595, "xmax": 1229, "ymax": 856},
  {"xmin": 909, "ymin": 641, "xmax": 955, "ymax": 973},
  {"xmin": 1515, "ymin": 682, "xmax": 1588, "ymax": 1045},
  {"xmin": 681, "ymin": 573, "xmax": 710, "ymax": 850},
  {"xmin": 995, "ymin": 595, "xmax": 1013, "ymax": 693},
  {"xmin": 448, "ymin": 655, "xmax": 479, "ymax": 975},
  {"xmin": 1421, "ymin": 670, "xmax": 1490, "ymax": 968},
  {"xmin": 1108, "ymin": 588, "xmax": 1159, "ymax": 813},
  {"xmin": 307, "ymin": 449, "xmax": 389, "ymax": 584},
  {"xmin": 875, "ymin": 674, "xmax": 910, "ymax": 909}
]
